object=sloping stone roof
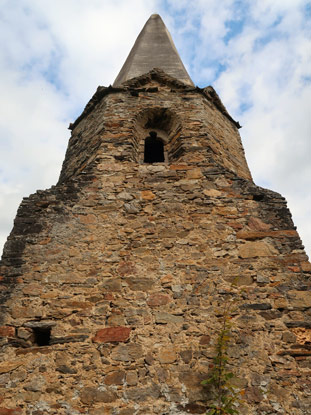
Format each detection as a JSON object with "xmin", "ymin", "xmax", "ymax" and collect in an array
[{"xmin": 113, "ymin": 14, "xmax": 194, "ymax": 87}]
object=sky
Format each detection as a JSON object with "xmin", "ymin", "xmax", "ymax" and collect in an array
[{"xmin": 0, "ymin": 0, "xmax": 310, "ymax": 258}]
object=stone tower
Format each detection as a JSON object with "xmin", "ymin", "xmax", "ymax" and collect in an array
[{"xmin": 1, "ymin": 14, "xmax": 310, "ymax": 415}]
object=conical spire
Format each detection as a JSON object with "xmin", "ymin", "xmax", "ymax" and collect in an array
[{"xmin": 113, "ymin": 14, "xmax": 194, "ymax": 87}]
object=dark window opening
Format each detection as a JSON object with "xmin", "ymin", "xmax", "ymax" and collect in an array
[
  {"xmin": 33, "ymin": 327, "xmax": 51, "ymax": 346},
  {"xmin": 253, "ymin": 194, "xmax": 265, "ymax": 201},
  {"xmin": 144, "ymin": 131, "xmax": 164, "ymax": 163}
]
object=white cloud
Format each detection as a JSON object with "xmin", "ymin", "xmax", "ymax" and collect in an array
[
  {"xmin": 163, "ymin": 0, "xmax": 310, "ymax": 257},
  {"xmin": 0, "ymin": 0, "xmax": 310, "ymax": 259},
  {"xmin": 210, "ymin": 1, "xmax": 311, "ymax": 257},
  {"xmin": 0, "ymin": 0, "xmax": 157, "ymax": 253}
]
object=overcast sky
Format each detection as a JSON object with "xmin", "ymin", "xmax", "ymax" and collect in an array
[{"xmin": 0, "ymin": 0, "xmax": 310, "ymax": 258}]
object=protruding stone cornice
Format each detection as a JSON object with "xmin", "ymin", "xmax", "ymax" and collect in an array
[{"xmin": 69, "ymin": 69, "xmax": 241, "ymax": 131}]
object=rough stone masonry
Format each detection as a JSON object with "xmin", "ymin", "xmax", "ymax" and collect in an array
[{"xmin": 0, "ymin": 14, "xmax": 311, "ymax": 415}]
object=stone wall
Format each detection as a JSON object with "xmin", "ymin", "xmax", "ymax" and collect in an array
[
  {"xmin": 59, "ymin": 70, "xmax": 251, "ymax": 184},
  {"xmin": 0, "ymin": 72, "xmax": 310, "ymax": 415}
]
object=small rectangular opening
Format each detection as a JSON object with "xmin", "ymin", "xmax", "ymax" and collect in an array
[
  {"xmin": 33, "ymin": 327, "xmax": 51, "ymax": 346},
  {"xmin": 144, "ymin": 132, "xmax": 165, "ymax": 163}
]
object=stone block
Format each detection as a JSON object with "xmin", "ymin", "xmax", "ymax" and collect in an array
[
  {"xmin": 24, "ymin": 376, "xmax": 46, "ymax": 392},
  {"xmin": 125, "ymin": 384, "xmax": 160, "ymax": 401},
  {"xmin": 236, "ymin": 230, "xmax": 298, "ymax": 240},
  {"xmin": 248, "ymin": 217, "xmax": 272, "ymax": 231},
  {"xmin": 301, "ymin": 262, "xmax": 311, "ymax": 272},
  {"xmin": 203, "ymin": 189, "xmax": 221, "ymax": 197},
  {"xmin": 141, "ymin": 190, "xmax": 156, "ymax": 200},
  {"xmin": 104, "ymin": 370, "xmax": 125, "ymax": 385},
  {"xmin": 118, "ymin": 261, "xmax": 137, "ymax": 276},
  {"xmin": 78, "ymin": 214, "xmax": 97, "ymax": 224},
  {"xmin": 0, "ymin": 409, "xmax": 22, "ymax": 415},
  {"xmin": 80, "ymin": 387, "xmax": 117, "ymax": 404},
  {"xmin": 147, "ymin": 293, "xmax": 170, "ymax": 307},
  {"xmin": 107, "ymin": 314, "xmax": 126, "ymax": 326},
  {"xmin": 101, "ymin": 277, "xmax": 122, "ymax": 292},
  {"xmin": 245, "ymin": 386, "xmax": 263, "ymax": 403},
  {"xmin": 92, "ymin": 327, "xmax": 131, "ymax": 343},
  {"xmin": 0, "ymin": 326, "xmax": 15, "ymax": 337},
  {"xmin": 288, "ymin": 291, "xmax": 311, "ymax": 309},
  {"xmin": 126, "ymin": 371, "xmax": 138, "ymax": 386},
  {"xmin": 181, "ymin": 403, "xmax": 206, "ymax": 414},
  {"xmin": 119, "ymin": 409, "xmax": 135, "ymax": 415},
  {"xmin": 158, "ymin": 347, "xmax": 177, "ymax": 363},
  {"xmin": 180, "ymin": 350, "xmax": 192, "ymax": 363},
  {"xmin": 186, "ymin": 168, "xmax": 203, "ymax": 179},
  {"xmin": 155, "ymin": 312, "xmax": 183, "ymax": 324},
  {"xmin": 282, "ymin": 331, "xmax": 297, "ymax": 343},
  {"xmin": 126, "ymin": 277, "xmax": 154, "ymax": 291},
  {"xmin": 0, "ymin": 360, "xmax": 24, "ymax": 374},
  {"xmin": 22, "ymin": 283, "xmax": 42, "ymax": 295},
  {"xmin": 111, "ymin": 343, "xmax": 143, "ymax": 362},
  {"xmin": 238, "ymin": 241, "xmax": 277, "ymax": 258},
  {"xmin": 199, "ymin": 335, "xmax": 211, "ymax": 345},
  {"xmin": 117, "ymin": 191, "xmax": 133, "ymax": 201}
]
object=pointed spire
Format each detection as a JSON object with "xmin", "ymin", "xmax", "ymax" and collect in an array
[{"xmin": 113, "ymin": 14, "xmax": 194, "ymax": 87}]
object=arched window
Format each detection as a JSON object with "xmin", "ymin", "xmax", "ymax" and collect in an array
[
  {"xmin": 133, "ymin": 108, "xmax": 182, "ymax": 164},
  {"xmin": 144, "ymin": 131, "xmax": 164, "ymax": 163}
]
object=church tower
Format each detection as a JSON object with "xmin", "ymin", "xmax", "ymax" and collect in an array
[{"xmin": 1, "ymin": 14, "xmax": 310, "ymax": 415}]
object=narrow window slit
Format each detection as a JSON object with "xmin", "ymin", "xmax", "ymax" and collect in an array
[
  {"xmin": 144, "ymin": 131, "xmax": 164, "ymax": 163},
  {"xmin": 253, "ymin": 194, "xmax": 265, "ymax": 201}
]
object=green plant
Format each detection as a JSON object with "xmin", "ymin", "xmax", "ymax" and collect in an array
[{"xmin": 202, "ymin": 299, "xmax": 242, "ymax": 415}]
